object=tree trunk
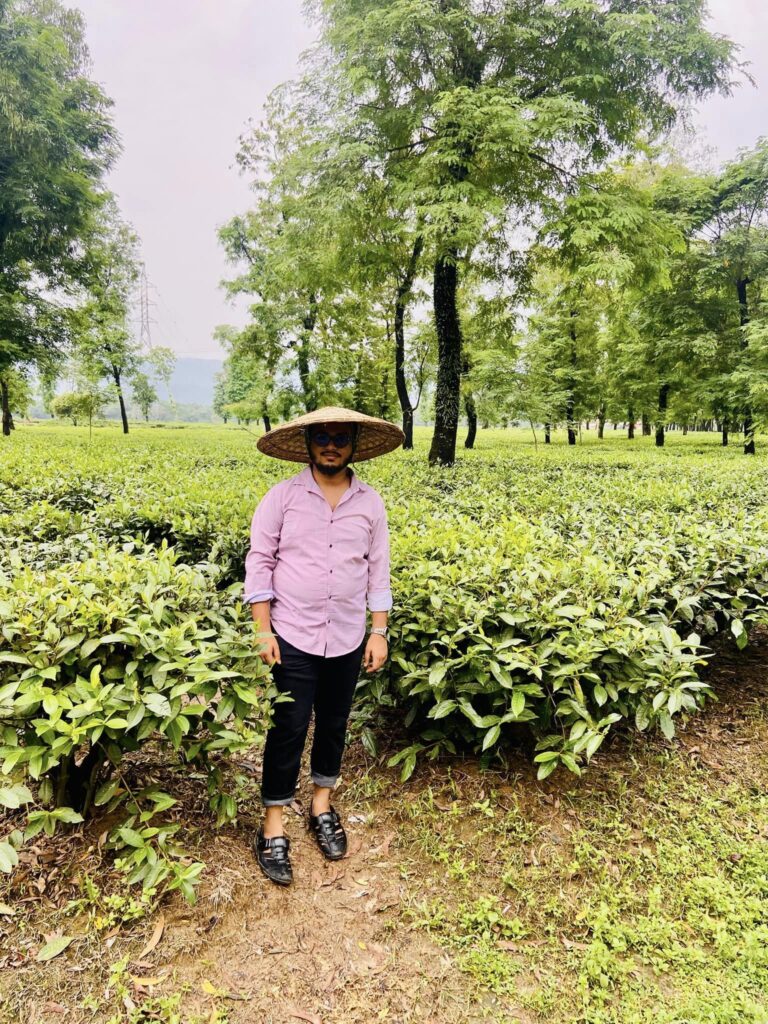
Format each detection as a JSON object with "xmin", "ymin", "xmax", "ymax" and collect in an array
[
  {"xmin": 655, "ymin": 384, "xmax": 669, "ymax": 448},
  {"xmin": 395, "ymin": 235, "xmax": 423, "ymax": 451},
  {"xmin": 683, "ymin": 423, "xmax": 688, "ymax": 436},
  {"xmin": 736, "ymin": 277, "xmax": 755, "ymax": 455},
  {"xmin": 263, "ymin": 414, "xmax": 271, "ymax": 432},
  {"xmin": 642, "ymin": 413, "xmax": 651, "ymax": 436},
  {"xmin": 112, "ymin": 364, "xmax": 129, "ymax": 434},
  {"xmin": 464, "ymin": 391, "xmax": 477, "ymax": 448},
  {"xmin": 628, "ymin": 407, "xmax": 635, "ymax": 440},
  {"xmin": 428, "ymin": 254, "xmax": 462, "ymax": 466},
  {"xmin": 722, "ymin": 416, "xmax": 729, "ymax": 447},
  {"xmin": 298, "ymin": 293, "xmax": 318, "ymax": 413},
  {"xmin": 462, "ymin": 352, "xmax": 476, "ymax": 448},
  {"xmin": 544, "ymin": 422, "xmax": 551, "ymax": 445},
  {"xmin": 597, "ymin": 403, "xmax": 606, "ymax": 439},
  {"xmin": 426, "ymin": 33, "xmax": 481, "ymax": 467},
  {"xmin": 0, "ymin": 376, "xmax": 11, "ymax": 437},
  {"xmin": 566, "ymin": 313, "xmax": 578, "ymax": 445}
]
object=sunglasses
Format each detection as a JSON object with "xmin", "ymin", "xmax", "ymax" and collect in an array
[{"xmin": 310, "ymin": 430, "xmax": 353, "ymax": 448}]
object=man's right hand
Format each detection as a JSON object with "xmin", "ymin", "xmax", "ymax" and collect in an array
[{"xmin": 258, "ymin": 636, "xmax": 281, "ymax": 666}]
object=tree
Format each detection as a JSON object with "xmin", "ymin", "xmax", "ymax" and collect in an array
[
  {"xmin": 130, "ymin": 372, "xmax": 158, "ymax": 422},
  {"xmin": 707, "ymin": 139, "xmax": 768, "ymax": 453},
  {"xmin": 73, "ymin": 205, "xmax": 142, "ymax": 433},
  {"xmin": 0, "ymin": 0, "xmax": 116, "ymax": 434},
  {"xmin": 128, "ymin": 347, "xmax": 176, "ymax": 422},
  {"xmin": 49, "ymin": 388, "xmax": 108, "ymax": 430},
  {"xmin": 310, "ymin": 0, "xmax": 736, "ymax": 464}
]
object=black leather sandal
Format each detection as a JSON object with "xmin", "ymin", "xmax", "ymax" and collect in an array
[
  {"xmin": 307, "ymin": 799, "xmax": 347, "ymax": 860},
  {"xmin": 253, "ymin": 826, "xmax": 293, "ymax": 886}
]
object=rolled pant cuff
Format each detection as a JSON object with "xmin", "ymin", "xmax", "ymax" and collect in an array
[
  {"xmin": 311, "ymin": 772, "xmax": 338, "ymax": 788},
  {"xmin": 262, "ymin": 794, "xmax": 295, "ymax": 807}
]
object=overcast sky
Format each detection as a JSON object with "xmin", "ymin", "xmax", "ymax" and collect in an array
[{"xmin": 73, "ymin": 0, "xmax": 768, "ymax": 360}]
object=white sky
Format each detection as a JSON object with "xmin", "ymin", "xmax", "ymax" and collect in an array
[{"xmin": 73, "ymin": 0, "xmax": 768, "ymax": 360}]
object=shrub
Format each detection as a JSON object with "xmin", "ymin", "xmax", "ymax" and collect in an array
[{"xmin": 0, "ymin": 541, "xmax": 277, "ymax": 815}]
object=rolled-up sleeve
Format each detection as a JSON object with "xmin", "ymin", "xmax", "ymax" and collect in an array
[
  {"xmin": 243, "ymin": 486, "xmax": 283, "ymax": 604},
  {"xmin": 367, "ymin": 503, "xmax": 393, "ymax": 612}
]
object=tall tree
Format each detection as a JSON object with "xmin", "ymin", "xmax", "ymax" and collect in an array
[
  {"xmin": 73, "ymin": 206, "xmax": 142, "ymax": 433},
  {"xmin": 0, "ymin": 0, "xmax": 116, "ymax": 434},
  {"xmin": 311, "ymin": 0, "xmax": 736, "ymax": 464},
  {"xmin": 707, "ymin": 139, "xmax": 768, "ymax": 454}
]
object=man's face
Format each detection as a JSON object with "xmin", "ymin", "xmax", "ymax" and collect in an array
[{"xmin": 308, "ymin": 422, "xmax": 355, "ymax": 477}]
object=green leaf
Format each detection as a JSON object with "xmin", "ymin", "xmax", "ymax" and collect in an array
[
  {"xmin": 658, "ymin": 711, "xmax": 675, "ymax": 740},
  {"xmin": 536, "ymin": 759, "xmax": 558, "ymax": 781},
  {"xmin": 0, "ymin": 842, "xmax": 19, "ymax": 873},
  {"xmin": 428, "ymin": 664, "xmax": 447, "ymax": 687},
  {"xmin": 430, "ymin": 699, "xmax": 457, "ymax": 720},
  {"xmin": 400, "ymin": 752, "xmax": 417, "ymax": 782},
  {"xmin": 0, "ymin": 784, "xmax": 34, "ymax": 809},
  {"xmin": 144, "ymin": 693, "xmax": 171, "ymax": 717},
  {"xmin": 511, "ymin": 691, "xmax": 526, "ymax": 718},
  {"xmin": 482, "ymin": 724, "xmax": 501, "ymax": 751},
  {"xmin": 117, "ymin": 827, "xmax": 145, "ymax": 848},
  {"xmin": 94, "ymin": 779, "xmax": 121, "ymax": 807},
  {"xmin": 584, "ymin": 732, "xmax": 604, "ymax": 760}
]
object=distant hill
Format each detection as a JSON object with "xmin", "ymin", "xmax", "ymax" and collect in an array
[{"xmin": 156, "ymin": 357, "xmax": 223, "ymax": 406}]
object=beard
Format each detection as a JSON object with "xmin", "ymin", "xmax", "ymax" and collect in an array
[{"xmin": 310, "ymin": 452, "xmax": 353, "ymax": 477}]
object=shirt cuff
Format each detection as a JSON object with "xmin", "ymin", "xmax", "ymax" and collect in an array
[
  {"xmin": 244, "ymin": 590, "xmax": 275, "ymax": 604},
  {"xmin": 367, "ymin": 589, "xmax": 393, "ymax": 612}
]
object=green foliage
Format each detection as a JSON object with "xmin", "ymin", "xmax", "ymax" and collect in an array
[
  {"xmin": 0, "ymin": 542, "xmax": 276, "ymax": 805},
  {"xmin": 0, "ymin": 0, "xmax": 116, "ymax": 388},
  {"xmin": 0, "ymin": 495, "xmax": 280, "ymax": 897},
  {"xmin": 49, "ymin": 388, "xmax": 109, "ymax": 426},
  {"xmin": 3, "ymin": 425, "xmax": 768, "ymax": 901}
]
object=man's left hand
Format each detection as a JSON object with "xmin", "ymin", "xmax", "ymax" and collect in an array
[{"xmin": 363, "ymin": 633, "xmax": 388, "ymax": 673}]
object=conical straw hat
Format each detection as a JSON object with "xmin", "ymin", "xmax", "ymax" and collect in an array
[{"xmin": 256, "ymin": 405, "xmax": 405, "ymax": 463}]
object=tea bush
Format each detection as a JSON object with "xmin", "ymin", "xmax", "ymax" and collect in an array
[{"xmin": 0, "ymin": 521, "xmax": 280, "ymax": 894}]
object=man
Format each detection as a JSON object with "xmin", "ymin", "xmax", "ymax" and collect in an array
[{"xmin": 244, "ymin": 405, "xmax": 404, "ymax": 886}]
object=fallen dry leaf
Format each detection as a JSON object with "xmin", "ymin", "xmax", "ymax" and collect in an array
[
  {"xmin": 137, "ymin": 914, "xmax": 165, "ymax": 961},
  {"xmin": 36, "ymin": 936, "xmax": 73, "ymax": 962},
  {"xmin": 288, "ymin": 1007, "xmax": 322, "ymax": 1024},
  {"xmin": 131, "ymin": 975, "xmax": 164, "ymax": 988},
  {"xmin": 343, "ymin": 837, "xmax": 363, "ymax": 859}
]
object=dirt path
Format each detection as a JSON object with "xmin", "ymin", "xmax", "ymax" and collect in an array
[{"xmin": 3, "ymin": 629, "xmax": 768, "ymax": 1024}]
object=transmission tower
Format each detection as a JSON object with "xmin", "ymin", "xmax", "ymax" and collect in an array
[{"xmin": 139, "ymin": 265, "xmax": 157, "ymax": 352}]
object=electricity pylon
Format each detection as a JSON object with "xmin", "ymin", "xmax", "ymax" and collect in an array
[{"xmin": 139, "ymin": 265, "xmax": 157, "ymax": 352}]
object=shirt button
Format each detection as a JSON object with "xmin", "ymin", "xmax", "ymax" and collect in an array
[{"xmin": 329, "ymin": 543, "xmax": 333, "ymax": 548}]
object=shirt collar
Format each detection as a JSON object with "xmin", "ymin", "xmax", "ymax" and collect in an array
[{"xmin": 294, "ymin": 462, "xmax": 363, "ymax": 498}]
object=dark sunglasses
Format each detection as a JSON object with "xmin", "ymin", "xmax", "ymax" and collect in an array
[{"xmin": 310, "ymin": 430, "xmax": 353, "ymax": 448}]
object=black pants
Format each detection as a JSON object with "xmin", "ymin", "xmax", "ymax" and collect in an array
[{"xmin": 261, "ymin": 630, "xmax": 366, "ymax": 806}]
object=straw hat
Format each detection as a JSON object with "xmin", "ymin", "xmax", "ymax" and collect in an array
[{"xmin": 256, "ymin": 405, "xmax": 405, "ymax": 463}]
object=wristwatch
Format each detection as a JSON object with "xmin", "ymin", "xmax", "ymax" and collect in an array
[{"xmin": 370, "ymin": 626, "xmax": 389, "ymax": 641}]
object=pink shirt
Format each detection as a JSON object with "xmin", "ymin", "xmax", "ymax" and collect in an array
[{"xmin": 244, "ymin": 463, "xmax": 392, "ymax": 656}]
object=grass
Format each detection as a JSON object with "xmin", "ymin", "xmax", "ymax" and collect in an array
[{"xmin": 391, "ymin": 738, "xmax": 768, "ymax": 1024}]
